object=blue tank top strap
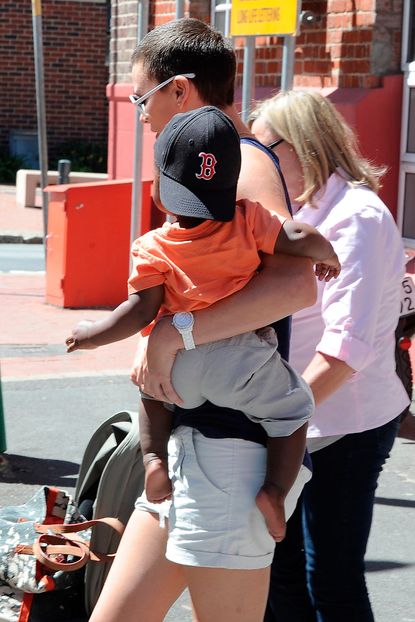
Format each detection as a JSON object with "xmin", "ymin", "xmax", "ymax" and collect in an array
[{"xmin": 240, "ymin": 136, "xmax": 293, "ymax": 216}]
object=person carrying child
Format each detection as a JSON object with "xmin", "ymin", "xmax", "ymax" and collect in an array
[{"xmin": 66, "ymin": 106, "xmax": 340, "ymax": 541}]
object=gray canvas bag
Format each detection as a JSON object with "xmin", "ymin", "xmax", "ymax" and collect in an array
[{"xmin": 74, "ymin": 410, "xmax": 144, "ymax": 615}]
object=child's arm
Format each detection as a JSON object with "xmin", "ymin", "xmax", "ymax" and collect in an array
[
  {"xmin": 65, "ymin": 285, "xmax": 164, "ymax": 352},
  {"xmin": 276, "ymin": 220, "xmax": 341, "ymax": 281}
]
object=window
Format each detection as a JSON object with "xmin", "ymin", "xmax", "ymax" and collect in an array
[
  {"xmin": 402, "ymin": 0, "xmax": 415, "ymax": 68},
  {"xmin": 402, "ymin": 171, "xmax": 415, "ymax": 240},
  {"xmin": 407, "ymin": 87, "xmax": 415, "ymax": 153},
  {"xmin": 211, "ymin": 0, "xmax": 232, "ymax": 37},
  {"xmin": 398, "ymin": 2, "xmax": 415, "ymax": 243},
  {"xmin": 407, "ymin": 0, "xmax": 415, "ymax": 64}
]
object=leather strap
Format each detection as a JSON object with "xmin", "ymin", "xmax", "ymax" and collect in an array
[
  {"xmin": 32, "ymin": 534, "xmax": 89, "ymax": 572},
  {"xmin": 15, "ymin": 517, "xmax": 125, "ymax": 572},
  {"xmin": 34, "ymin": 517, "xmax": 125, "ymax": 536}
]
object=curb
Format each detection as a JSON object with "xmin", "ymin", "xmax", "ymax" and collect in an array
[{"xmin": 0, "ymin": 234, "xmax": 43, "ymax": 244}]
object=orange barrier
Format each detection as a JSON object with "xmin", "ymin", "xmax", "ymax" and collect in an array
[{"xmin": 45, "ymin": 179, "xmax": 154, "ymax": 308}]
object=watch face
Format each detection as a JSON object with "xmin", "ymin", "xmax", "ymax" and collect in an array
[{"xmin": 173, "ymin": 312, "xmax": 193, "ymax": 330}]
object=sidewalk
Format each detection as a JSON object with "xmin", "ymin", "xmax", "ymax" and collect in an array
[
  {"xmin": 0, "ymin": 184, "xmax": 137, "ymax": 381},
  {"xmin": 0, "ymin": 184, "xmax": 43, "ymax": 243}
]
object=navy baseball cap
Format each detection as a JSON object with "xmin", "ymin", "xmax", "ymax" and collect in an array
[{"xmin": 154, "ymin": 106, "xmax": 241, "ymax": 222}]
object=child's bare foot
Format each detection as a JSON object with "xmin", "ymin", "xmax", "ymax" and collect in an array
[
  {"xmin": 256, "ymin": 482, "xmax": 286, "ymax": 542},
  {"xmin": 144, "ymin": 457, "xmax": 172, "ymax": 503}
]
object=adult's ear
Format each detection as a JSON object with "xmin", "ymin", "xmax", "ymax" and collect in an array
[{"xmin": 172, "ymin": 75, "xmax": 194, "ymax": 110}]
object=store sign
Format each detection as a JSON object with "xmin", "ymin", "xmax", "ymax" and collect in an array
[{"xmin": 230, "ymin": 0, "xmax": 299, "ymax": 37}]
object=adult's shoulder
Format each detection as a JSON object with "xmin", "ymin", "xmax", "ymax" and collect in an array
[
  {"xmin": 238, "ymin": 141, "xmax": 289, "ymax": 219},
  {"xmin": 331, "ymin": 183, "xmax": 392, "ymax": 223},
  {"xmin": 325, "ymin": 182, "xmax": 402, "ymax": 255}
]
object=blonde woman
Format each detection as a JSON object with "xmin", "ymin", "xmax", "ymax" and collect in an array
[
  {"xmin": 137, "ymin": 90, "xmax": 409, "ymax": 621},
  {"xmin": 248, "ymin": 90, "xmax": 409, "ymax": 622}
]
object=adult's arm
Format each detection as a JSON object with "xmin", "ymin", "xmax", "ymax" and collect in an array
[
  {"xmin": 301, "ymin": 199, "xmax": 400, "ymax": 406},
  {"xmin": 131, "ymin": 142, "xmax": 316, "ymax": 400},
  {"xmin": 302, "ymin": 352, "xmax": 354, "ymax": 406},
  {"xmin": 133, "ymin": 253, "xmax": 315, "ymax": 403}
]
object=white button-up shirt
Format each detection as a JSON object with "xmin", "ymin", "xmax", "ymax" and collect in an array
[{"xmin": 290, "ymin": 170, "xmax": 409, "ymax": 438}]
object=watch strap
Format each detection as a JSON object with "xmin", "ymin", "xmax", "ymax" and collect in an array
[{"xmin": 181, "ymin": 329, "xmax": 195, "ymax": 351}]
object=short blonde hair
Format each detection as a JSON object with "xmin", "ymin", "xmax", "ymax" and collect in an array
[{"xmin": 251, "ymin": 90, "xmax": 385, "ymax": 205}]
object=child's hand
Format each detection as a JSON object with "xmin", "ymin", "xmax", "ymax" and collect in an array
[
  {"xmin": 65, "ymin": 320, "xmax": 98, "ymax": 353},
  {"xmin": 314, "ymin": 252, "xmax": 341, "ymax": 282}
]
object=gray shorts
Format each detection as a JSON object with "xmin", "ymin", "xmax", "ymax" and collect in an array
[
  {"xmin": 170, "ymin": 328, "xmax": 314, "ymax": 437},
  {"xmin": 135, "ymin": 426, "xmax": 312, "ymax": 569}
]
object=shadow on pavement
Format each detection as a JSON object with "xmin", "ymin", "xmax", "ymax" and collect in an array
[
  {"xmin": 365, "ymin": 560, "xmax": 414, "ymax": 572},
  {"xmin": 375, "ymin": 495, "xmax": 415, "ymax": 508},
  {"xmin": 0, "ymin": 453, "xmax": 79, "ymax": 487}
]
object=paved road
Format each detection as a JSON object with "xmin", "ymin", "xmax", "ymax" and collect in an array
[
  {"xmin": 2, "ymin": 376, "xmax": 415, "ymax": 620},
  {"xmin": 0, "ymin": 242, "xmax": 44, "ymax": 272}
]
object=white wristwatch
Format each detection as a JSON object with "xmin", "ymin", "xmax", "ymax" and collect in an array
[{"xmin": 172, "ymin": 311, "xmax": 195, "ymax": 350}]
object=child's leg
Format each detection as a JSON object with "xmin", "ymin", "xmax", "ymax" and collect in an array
[
  {"xmin": 256, "ymin": 424, "xmax": 308, "ymax": 542},
  {"xmin": 140, "ymin": 397, "xmax": 173, "ymax": 503}
]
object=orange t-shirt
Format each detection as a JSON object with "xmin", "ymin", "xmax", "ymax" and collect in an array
[{"xmin": 128, "ymin": 199, "xmax": 285, "ymax": 334}]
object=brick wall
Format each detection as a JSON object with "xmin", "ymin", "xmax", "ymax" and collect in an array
[
  {"xmin": 111, "ymin": 0, "xmax": 403, "ymax": 90},
  {"xmin": 240, "ymin": 0, "xmax": 404, "ymax": 90},
  {"xmin": 109, "ymin": 0, "xmax": 137, "ymax": 84},
  {"xmin": 0, "ymin": 0, "xmax": 108, "ymax": 163},
  {"xmin": 112, "ymin": 0, "xmax": 216, "ymax": 83}
]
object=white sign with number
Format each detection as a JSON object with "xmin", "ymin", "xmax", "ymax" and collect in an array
[{"xmin": 400, "ymin": 276, "xmax": 415, "ymax": 317}]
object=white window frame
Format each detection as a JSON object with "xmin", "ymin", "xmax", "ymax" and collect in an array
[
  {"xmin": 398, "ymin": 162, "xmax": 415, "ymax": 248},
  {"xmin": 397, "ymin": 70, "xmax": 415, "ymax": 243},
  {"xmin": 211, "ymin": 0, "xmax": 232, "ymax": 38},
  {"xmin": 398, "ymin": 2, "xmax": 415, "ymax": 242},
  {"xmin": 401, "ymin": 0, "xmax": 415, "ymax": 70},
  {"xmin": 400, "ymin": 67, "xmax": 415, "ymax": 164}
]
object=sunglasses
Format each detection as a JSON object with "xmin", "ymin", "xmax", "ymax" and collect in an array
[
  {"xmin": 267, "ymin": 138, "xmax": 285, "ymax": 150},
  {"xmin": 129, "ymin": 73, "xmax": 196, "ymax": 113}
]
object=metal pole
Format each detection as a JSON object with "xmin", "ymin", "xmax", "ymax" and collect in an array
[
  {"xmin": 131, "ymin": 0, "xmax": 149, "ymax": 250},
  {"xmin": 0, "ymin": 370, "xmax": 6, "ymax": 454},
  {"xmin": 58, "ymin": 159, "xmax": 71, "ymax": 184},
  {"xmin": 281, "ymin": 35, "xmax": 295, "ymax": 91},
  {"xmin": 176, "ymin": 0, "xmax": 185, "ymax": 19},
  {"xmin": 241, "ymin": 36, "xmax": 256, "ymax": 123},
  {"xmin": 31, "ymin": 0, "xmax": 49, "ymax": 256}
]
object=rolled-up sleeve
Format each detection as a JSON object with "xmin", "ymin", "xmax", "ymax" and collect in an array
[{"xmin": 316, "ymin": 207, "xmax": 385, "ymax": 372}]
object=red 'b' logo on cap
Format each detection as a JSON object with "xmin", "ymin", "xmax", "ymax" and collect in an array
[{"xmin": 196, "ymin": 152, "xmax": 217, "ymax": 180}]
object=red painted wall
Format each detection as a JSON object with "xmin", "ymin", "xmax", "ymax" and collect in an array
[
  {"xmin": 107, "ymin": 84, "xmax": 155, "ymax": 182},
  {"xmin": 329, "ymin": 75, "xmax": 403, "ymax": 217},
  {"xmin": 107, "ymin": 77, "xmax": 403, "ymax": 218}
]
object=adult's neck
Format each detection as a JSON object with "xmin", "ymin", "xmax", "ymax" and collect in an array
[
  {"xmin": 184, "ymin": 95, "xmax": 253, "ymax": 139},
  {"xmin": 220, "ymin": 104, "xmax": 253, "ymax": 139}
]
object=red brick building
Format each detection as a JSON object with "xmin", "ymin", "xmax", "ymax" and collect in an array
[
  {"xmin": 0, "ymin": 0, "xmax": 109, "ymax": 165},
  {"xmin": 107, "ymin": 0, "xmax": 415, "ymax": 241}
]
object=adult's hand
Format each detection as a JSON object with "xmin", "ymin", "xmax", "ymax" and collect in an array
[
  {"xmin": 130, "ymin": 321, "xmax": 183, "ymax": 405},
  {"xmin": 129, "ymin": 333, "xmax": 148, "ymax": 387}
]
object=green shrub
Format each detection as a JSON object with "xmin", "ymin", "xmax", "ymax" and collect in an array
[
  {"xmin": 52, "ymin": 140, "xmax": 107, "ymax": 173},
  {"xmin": 0, "ymin": 153, "xmax": 27, "ymax": 184}
]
